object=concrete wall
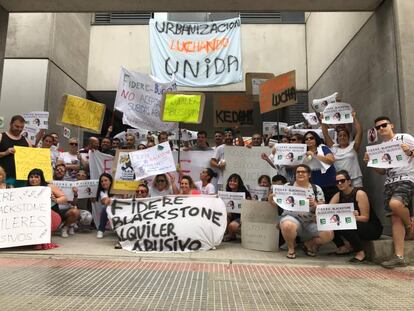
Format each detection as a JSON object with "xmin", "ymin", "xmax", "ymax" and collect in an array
[
  {"xmin": 308, "ymin": 0, "xmax": 398, "ymax": 228},
  {"xmin": 306, "ymin": 11, "xmax": 372, "ymax": 88},
  {"xmin": 0, "ymin": 6, "xmax": 8, "ymax": 104},
  {"xmin": 393, "ymin": 0, "xmax": 414, "ymax": 134},
  {"xmin": 87, "ymin": 24, "xmax": 307, "ymax": 92}
]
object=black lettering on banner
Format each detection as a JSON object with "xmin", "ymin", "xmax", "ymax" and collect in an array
[
  {"xmin": 273, "ymin": 87, "xmax": 297, "ymax": 107},
  {"xmin": 132, "ymin": 237, "xmax": 202, "ymax": 252},
  {"xmin": 216, "ymin": 110, "xmax": 253, "ymax": 125}
]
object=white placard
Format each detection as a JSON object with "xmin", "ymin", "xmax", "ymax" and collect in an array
[
  {"xmin": 173, "ymin": 150, "xmax": 214, "ymax": 184},
  {"xmin": 114, "ymin": 67, "xmax": 178, "ymax": 132},
  {"xmin": 129, "ymin": 142, "xmax": 176, "ymax": 180},
  {"xmin": 289, "ymin": 128, "xmax": 336, "ymax": 140},
  {"xmin": 0, "ymin": 186, "xmax": 51, "ymax": 248},
  {"xmin": 273, "ymin": 143, "xmax": 307, "ymax": 166},
  {"xmin": 114, "ymin": 151, "xmax": 136, "ymax": 182},
  {"xmin": 367, "ymin": 127, "xmax": 378, "ymax": 144},
  {"xmin": 218, "ymin": 191, "xmax": 246, "ymax": 214},
  {"xmin": 263, "ymin": 122, "xmax": 288, "ymax": 136},
  {"xmin": 149, "ymin": 18, "xmax": 242, "ymax": 87},
  {"xmin": 21, "ymin": 125, "xmax": 38, "ymax": 145},
  {"xmin": 88, "ymin": 150, "xmax": 114, "ymax": 180},
  {"xmin": 272, "ymin": 184, "xmax": 309, "ymax": 212},
  {"xmin": 366, "ymin": 140, "xmax": 408, "ymax": 169},
  {"xmin": 248, "ymin": 186, "xmax": 269, "ymax": 201},
  {"xmin": 311, "ymin": 92, "xmax": 338, "ymax": 113},
  {"xmin": 302, "ymin": 112, "xmax": 319, "ymax": 126},
  {"xmin": 63, "ymin": 127, "xmax": 71, "ymax": 139},
  {"xmin": 252, "ymin": 78, "xmax": 268, "ymax": 96},
  {"xmin": 322, "ymin": 102, "xmax": 353, "ymax": 125},
  {"xmin": 316, "ymin": 203, "xmax": 357, "ymax": 231},
  {"xmin": 22, "ymin": 111, "xmax": 49, "ymax": 129},
  {"xmin": 51, "ymin": 180, "xmax": 99, "ymax": 201},
  {"xmin": 107, "ymin": 195, "xmax": 227, "ymax": 252}
]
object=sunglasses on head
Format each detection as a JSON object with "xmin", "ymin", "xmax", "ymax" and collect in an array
[
  {"xmin": 375, "ymin": 123, "xmax": 390, "ymax": 131},
  {"xmin": 335, "ymin": 178, "xmax": 348, "ymax": 185}
]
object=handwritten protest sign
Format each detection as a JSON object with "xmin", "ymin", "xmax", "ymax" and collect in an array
[
  {"xmin": 262, "ymin": 122, "xmax": 288, "ymax": 137},
  {"xmin": 14, "ymin": 146, "xmax": 52, "ymax": 181},
  {"xmin": 322, "ymin": 102, "xmax": 353, "ymax": 125},
  {"xmin": 241, "ymin": 200, "xmax": 279, "ymax": 252},
  {"xmin": 245, "ymin": 73, "xmax": 275, "ymax": 101},
  {"xmin": 248, "ymin": 186, "xmax": 269, "ymax": 201},
  {"xmin": 0, "ymin": 186, "xmax": 51, "ymax": 248},
  {"xmin": 173, "ymin": 150, "xmax": 214, "ymax": 184},
  {"xmin": 302, "ymin": 112, "xmax": 319, "ymax": 126},
  {"xmin": 311, "ymin": 92, "xmax": 338, "ymax": 113},
  {"xmin": 214, "ymin": 94, "xmax": 254, "ymax": 128},
  {"xmin": 218, "ymin": 191, "xmax": 246, "ymax": 214},
  {"xmin": 114, "ymin": 67, "xmax": 178, "ymax": 132},
  {"xmin": 23, "ymin": 111, "xmax": 49, "ymax": 129},
  {"xmin": 88, "ymin": 150, "xmax": 113, "ymax": 180},
  {"xmin": 316, "ymin": 203, "xmax": 357, "ymax": 231},
  {"xmin": 161, "ymin": 92, "xmax": 205, "ymax": 124},
  {"xmin": 129, "ymin": 142, "xmax": 176, "ymax": 180},
  {"xmin": 60, "ymin": 95, "xmax": 105, "ymax": 133},
  {"xmin": 273, "ymin": 143, "xmax": 307, "ymax": 166},
  {"xmin": 107, "ymin": 195, "xmax": 227, "ymax": 252},
  {"xmin": 150, "ymin": 17, "xmax": 242, "ymax": 87},
  {"xmin": 272, "ymin": 185, "xmax": 309, "ymax": 212},
  {"xmin": 366, "ymin": 140, "xmax": 408, "ymax": 169},
  {"xmin": 260, "ymin": 70, "xmax": 296, "ymax": 114},
  {"xmin": 223, "ymin": 146, "xmax": 271, "ymax": 188},
  {"xmin": 112, "ymin": 150, "xmax": 140, "ymax": 194},
  {"xmin": 51, "ymin": 180, "xmax": 98, "ymax": 201}
]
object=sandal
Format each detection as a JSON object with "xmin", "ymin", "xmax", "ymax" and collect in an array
[
  {"xmin": 349, "ymin": 257, "xmax": 366, "ymax": 263},
  {"xmin": 303, "ymin": 245, "xmax": 316, "ymax": 257},
  {"xmin": 114, "ymin": 242, "xmax": 122, "ymax": 249},
  {"xmin": 286, "ymin": 252, "xmax": 296, "ymax": 259}
]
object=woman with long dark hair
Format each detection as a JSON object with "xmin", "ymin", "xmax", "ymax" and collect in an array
[
  {"xmin": 96, "ymin": 173, "xmax": 113, "ymax": 239},
  {"xmin": 195, "ymin": 168, "xmax": 217, "ymax": 194}
]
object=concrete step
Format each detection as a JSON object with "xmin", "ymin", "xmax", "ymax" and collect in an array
[{"xmin": 363, "ymin": 235, "xmax": 414, "ymax": 264}]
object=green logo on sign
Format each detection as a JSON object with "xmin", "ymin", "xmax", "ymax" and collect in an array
[
  {"xmin": 396, "ymin": 155, "xmax": 403, "ymax": 161},
  {"xmin": 345, "ymin": 114, "xmax": 350, "ymax": 119},
  {"xmin": 372, "ymin": 159, "xmax": 378, "ymax": 164},
  {"xmin": 277, "ymin": 199, "xmax": 282, "ymax": 203},
  {"xmin": 298, "ymin": 156, "xmax": 303, "ymax": 160},
  {"xmin": 345, "ymin": 217, "xmax": 352, "ymax": 223},
  {"xmin": 325, "ymin": 116, "xmax": 330, "ymax": 121},
  {"xmin": 299, "ymin": 200, "xmax": 305, "ymax": 206},
  {"xmin": 320, "ymin": 219, "xmax": 326, "ymax": 225},
  {"xmin": 278, "ymin": 155, "xmax": 282, "ymax": 160}
]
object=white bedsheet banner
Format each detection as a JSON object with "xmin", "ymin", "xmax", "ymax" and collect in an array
[{"xmin": 149, "ymin": 17, "xmax": 242, "ymax": 87}]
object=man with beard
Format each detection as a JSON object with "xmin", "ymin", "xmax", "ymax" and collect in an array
[{"xmin": 211, "ymin": 130, "xmax": 234, "ymax": 190}]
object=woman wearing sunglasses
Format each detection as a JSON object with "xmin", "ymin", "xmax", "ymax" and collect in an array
[
  {"xmin": 302, "ymin": 131, "xmax": 337, "ymax": 202},
  {"xmin": 321, "ymin": 111, "xmax": 363, "ymax": 187},
  {"xmin": 149, "ymin": 174, "xmax": 173, "ymax": 197},
  {"xmin": 330, "ymin": 170, "xmax": 382, "ymax": 262}
]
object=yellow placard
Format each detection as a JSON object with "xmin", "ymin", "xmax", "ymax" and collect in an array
[
  {"xmin": 14, "ymin": 146, "xmax": 53, "ymax": 181},
  {"xmin": 60, "ymin": 95, "xmax": 106, "ymax": 133},
  {"xmin": 162, "ymin": 93, "xmax": 204, "ymax": 123},
  {"xmin": 112, "ymin": 180, "xmax": 140, "ymax": 191}
]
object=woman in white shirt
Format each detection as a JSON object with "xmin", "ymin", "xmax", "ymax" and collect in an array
[
  {"xmin": 195, "ymin": 168, "xmax": 217, "ymax": 194},
  {"xmin": 149, "ymin": 174, "xmax": 173, "ymax": 197}
]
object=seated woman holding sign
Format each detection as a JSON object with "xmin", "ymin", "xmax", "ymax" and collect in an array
[
  {"xmin": 149, "ymin": 174, "xmax": 173, "ymax": 197},
  {"xmin": 223, "ymin": 174, "xmax": 251, "ymax": 242},
  {"xmin": 26, "ymin": 168, "xmax": 67, "ymax": 250},
  {"xmin": 275, "ymin": 164, "xmax": 333, "ymax": 259},
  {"xmin": 330, "ymin": 170, "xmax": 383, "ymax": 262}
]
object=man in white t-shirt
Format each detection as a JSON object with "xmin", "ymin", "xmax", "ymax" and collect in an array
[
  {"xmin": 210, "ymin": 130, "xmax": 233, "ymax": 189},
  {"xmin": 364, "ymin": 116, "xmax": 414, "ymax": 268}
]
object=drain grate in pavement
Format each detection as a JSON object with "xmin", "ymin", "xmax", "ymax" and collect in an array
[{"xmin": 0, "ymin": 258, "xmax": 413, "ymax": 310}]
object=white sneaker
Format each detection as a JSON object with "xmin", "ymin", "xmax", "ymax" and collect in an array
[
  {"xmin": 68, "ymin": 226, "xmax": 75, "ymax": 235},
  {"xmin": 96, "ymin": 231, "xmax": 104, "ymax": 239},
  {"xmin": 61, "ymin": 227, "xmax": 69, "ymax": 238}
]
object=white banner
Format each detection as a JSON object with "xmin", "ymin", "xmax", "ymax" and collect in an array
[
  {"xmin": 108, "ymin": 195, "xmax": 227, "ymax": 252},
  {"xmin": 322, "ymin": 102, "xmax": 353, "ymax": 125},
  {"xmin": 149, "ymin": 18, "xmax": 242, "ymax": 87},
  {"xmin": 23, "ymin": 111, "xmax": 49, "ymax": 129},
  {"xmin": 114, "ymin": 67, "xmax": 178, "ymax": 132},
  {"xmin": 173, "ymin": 150, "xmax": 214, "ymax": 182},
  {"xmin": 248, "ymin": 186, "xmax": 269, "ymax": 201},
  {"xmin": 129, "ymin": 142, "xmax": 176, "ymax": 180},
  {"xmin": 0, "ymin": 186, "xmax": 51, "ymax": 248},
  {"xmin": 262, "ymin": 122, "xmax": 288, "ymax": 136},
  {"xmin": 302, "ymin": 112, "xmax": 319, "ymax": 126},
  {"xmin": 218, "ymin": 191, "xmax": 246, "ymax": 214},
  {"xmin": 366, "ymin": 140, "xmax": 408, "ymax": 169},
  {"xmin": 51, "ymin": 180, "xmax": 99, "ymax": 201},
  {"xmin": 273, "ymin": 143, "xmax": 307, "ymax": 166},
  {"xmin": 316, "ymin": 203, "xmax": 357, "ymax": 231},
  {"xmin": 311, "ymin": 92, "xmax": 338, "ymax": 113},
  {"xmin": 88, "ymin": 150, "xmax": 114, "ymax": 179},
  {"xmin": 272, "ymin": 185, "xmax": 309, "ymax": 212}
]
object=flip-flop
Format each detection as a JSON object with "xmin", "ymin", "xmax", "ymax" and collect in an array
[
  {"xmin": 286, "ymin": 252, "xmax": 296, "ymax": 259},
  {"xmin": 349, "ymin": 257, "xmax": 366, "ymax": 263},
  {"xmin": 303, "ymin": 245, "xmax": 316, "ymax": 257}
]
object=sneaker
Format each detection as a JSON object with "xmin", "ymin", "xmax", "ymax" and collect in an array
[
  {"xmin": 96, "ymin": 231, "xmax": 104, "ymax": 239},
  {"xmin": 380, "ymin": 255, "xmax": 407, "ymax": 269},
  {"xmin": 68, "ymin": 226, "xmax": 75, "ymax": 235},
  {"xmin": 61, "ymin": 227, "xmax": 69, "ymax": 238}
]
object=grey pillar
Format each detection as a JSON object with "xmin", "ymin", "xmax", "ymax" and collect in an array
[{"xmin": 0, "ymin": 6, "xmax": 8, "ymax": 101}]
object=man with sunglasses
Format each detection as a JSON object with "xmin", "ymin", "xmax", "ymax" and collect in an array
[
  {"xmin": 364, "ymin": 116, "xmax": 414, "ymax": 268},
  {"xmin": 57, "ymin": 137, "xmax": 83, "ymax": 181}
]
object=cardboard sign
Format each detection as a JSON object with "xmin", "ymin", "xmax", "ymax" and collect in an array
[
  {"xmin": 108, "ymin": 195, "xmax": 227, "ymax": 252},
  {"xmin": 214, "ymin": 94, "xmax": 254, "ymax": 128},
  {"xmin": 51, "ymin": 180, "xmax": 99, "ymax": 201},
  {"xmin": 0, "ymin": 186, "xmax": 51, "ymax": 248},
  {"xmin": 366, "ymin": 140, "xmax": 408, "ymax": 169},
  {"xmin": 316, "ymin": 203, "xmax": 357, "ymax": 231},
  {"xmin": 161, "ymin": 92, "xmax": 205, "ymax": 124},
  {"xmin": 322, "ymin": 102, "xmax": 353, "ymax": 125},
  {"xmin": 259, "ymin": 70, "xmax": 296, "ymax": 114},
  {"xmin": 245, "ymin": 73, "xmax": 275, "ymax": 101},
  {"xmin": 218, "ymin": 191, "xmax": 246, "ymax": 214},
  {"xmin": 112, "ymin": 149, "xmax": 141, "ymax": 194},
  {"xmin": 241, "ymin": 200, "xmax": 279, "ymax": 252},
  {"xmin": 272, "ymin": 185, "xmax": 310, "ymax": 212},
  {"xmin": 60, "ymin": 95, "xmax": 106, "ymax": 133},
  {"xmin": 14, "ymin": 146, "xmax": 53, "ymax": 181}
]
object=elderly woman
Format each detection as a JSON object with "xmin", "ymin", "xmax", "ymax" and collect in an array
[{"xmin": 330, "ymin": 170, "xmax": 383, "ymax": 262}]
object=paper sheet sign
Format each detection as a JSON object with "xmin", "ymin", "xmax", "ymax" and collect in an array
[
  {"xmin": 60, "ymin": 94, "xmax": 106, "ymax": 133},
  {"xmin": 14, "ymin": 146, "xmax": 53, "ymax": 181},
  {"xmin": 366, "ymin": 140, "xmax": 408, "ymax": 169},
  {"xmin": 259, "ymin": 70, "xmax": 296, "ymax": 114},
  {"xmin": 302, "ymin": 112, "xmax": 319, "ymax": 126},
  {"xmin": 51, "ymin": 180, "xmax": 99, "ymax": 201},
  {"xmin": 316, "ymin": 203, "xmax": 357, "ymax": 231},
  {"xmin": 218, "ymin": 191, "xmax": 246, "ymax": 214},
  {"xmin": 22, "ymin": 111, "xmax": 49, "ymax": 129},
  {"xmin": 112, "ymin": 150, "xmax": 141, "ymax": 193},
  {"xmin": 311, "ymin": 92, "xmax": 338, "ymax": 113},
  {"xmin": 273, "ymin": 143, "xmax": 307, "ymax": 166},
  {"xmin": 322, "ymin": 102, "xmax": 353, "ymax": 125},
  {"xmin": 161, "ymin": 92, "xmax": 205, "ymax": 124},
  {"xmin": 272, "ymin": 184, "xmax": 309, "ymax": 212}
]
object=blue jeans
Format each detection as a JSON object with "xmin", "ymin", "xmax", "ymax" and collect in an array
[{"xmin": 98, "ymin": 206, "xmax": 108, "ymax": 232}]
